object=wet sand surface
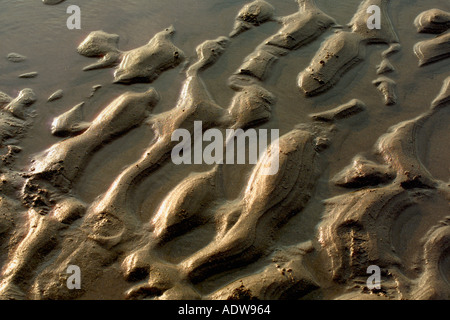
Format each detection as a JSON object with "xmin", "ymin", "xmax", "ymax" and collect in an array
[{"xmin": 0, "ymin": 0, "xmax": 449, "ymax": 300}]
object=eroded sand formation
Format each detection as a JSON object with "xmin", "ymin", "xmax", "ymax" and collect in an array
[
  {"xmin": 206, "ymin": 77, "xmax": 450, "ymax": 300},
  {"xmin": 317, "ymin": 77, "xmax": 450, "ymax": 299},
  {"xmin": 230, "ymin": 0, "xmax": 276, "ymax": 37},
  {"xmin": 414, "ymin": 9, "xmax": 450, "ymax": 34},
  {"xmin": 50, "ymin": 102, "xmax": 90, "ymax": 137},
  {"xmin": 0, "ymin": 0, "xmax": 449, "ymax": 300},
  {"xmin": 372, "ymin": 76, "xmax": 397, "ymax": 106},
  {"xmin": 6, "ymin": 53, "xmax": 26, "ymax": 63},
  {"xmin": 42, "ymin": 0, "xmax": 65, "ymax": 5},
  {"xmin": 0, "ymin": 88, "xmax": 37, "ymax": 299},
  {"xmin": 78, "ymin": 26, "xmax": 185, "ymax": 83},
  {"xmin": 414, "ymin": 9, "xmax": 450, "ymax": 66},
  {"xmin": 47, "ymin": 90, "xmax": 64, "ymax": 103},
  {"xmin": 297, "ymin": 0, "xmax": 399, "ymax": 104},
  {"xmin": 231, "ymin": 0, "xmax": 336, "ymax": 85}
]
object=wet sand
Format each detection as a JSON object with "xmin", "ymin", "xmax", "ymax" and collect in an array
[{"xmin": 0, "ymin": 0, "xmax": 449, "ymax": 300}]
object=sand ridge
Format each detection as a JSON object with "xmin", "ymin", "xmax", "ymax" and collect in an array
[{"xmin": 0, "ymin": 0, "xmax": 448, "ymax": 300}]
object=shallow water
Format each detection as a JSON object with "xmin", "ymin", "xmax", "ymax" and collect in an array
[{"xmin": 0, "ymin": 0, "xmax": 449, "ymax": 300}]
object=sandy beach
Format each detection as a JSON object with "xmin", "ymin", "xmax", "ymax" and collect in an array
[{"xmin": 0, "ymin": 0, "xmax": 449, "ymax": 300}]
